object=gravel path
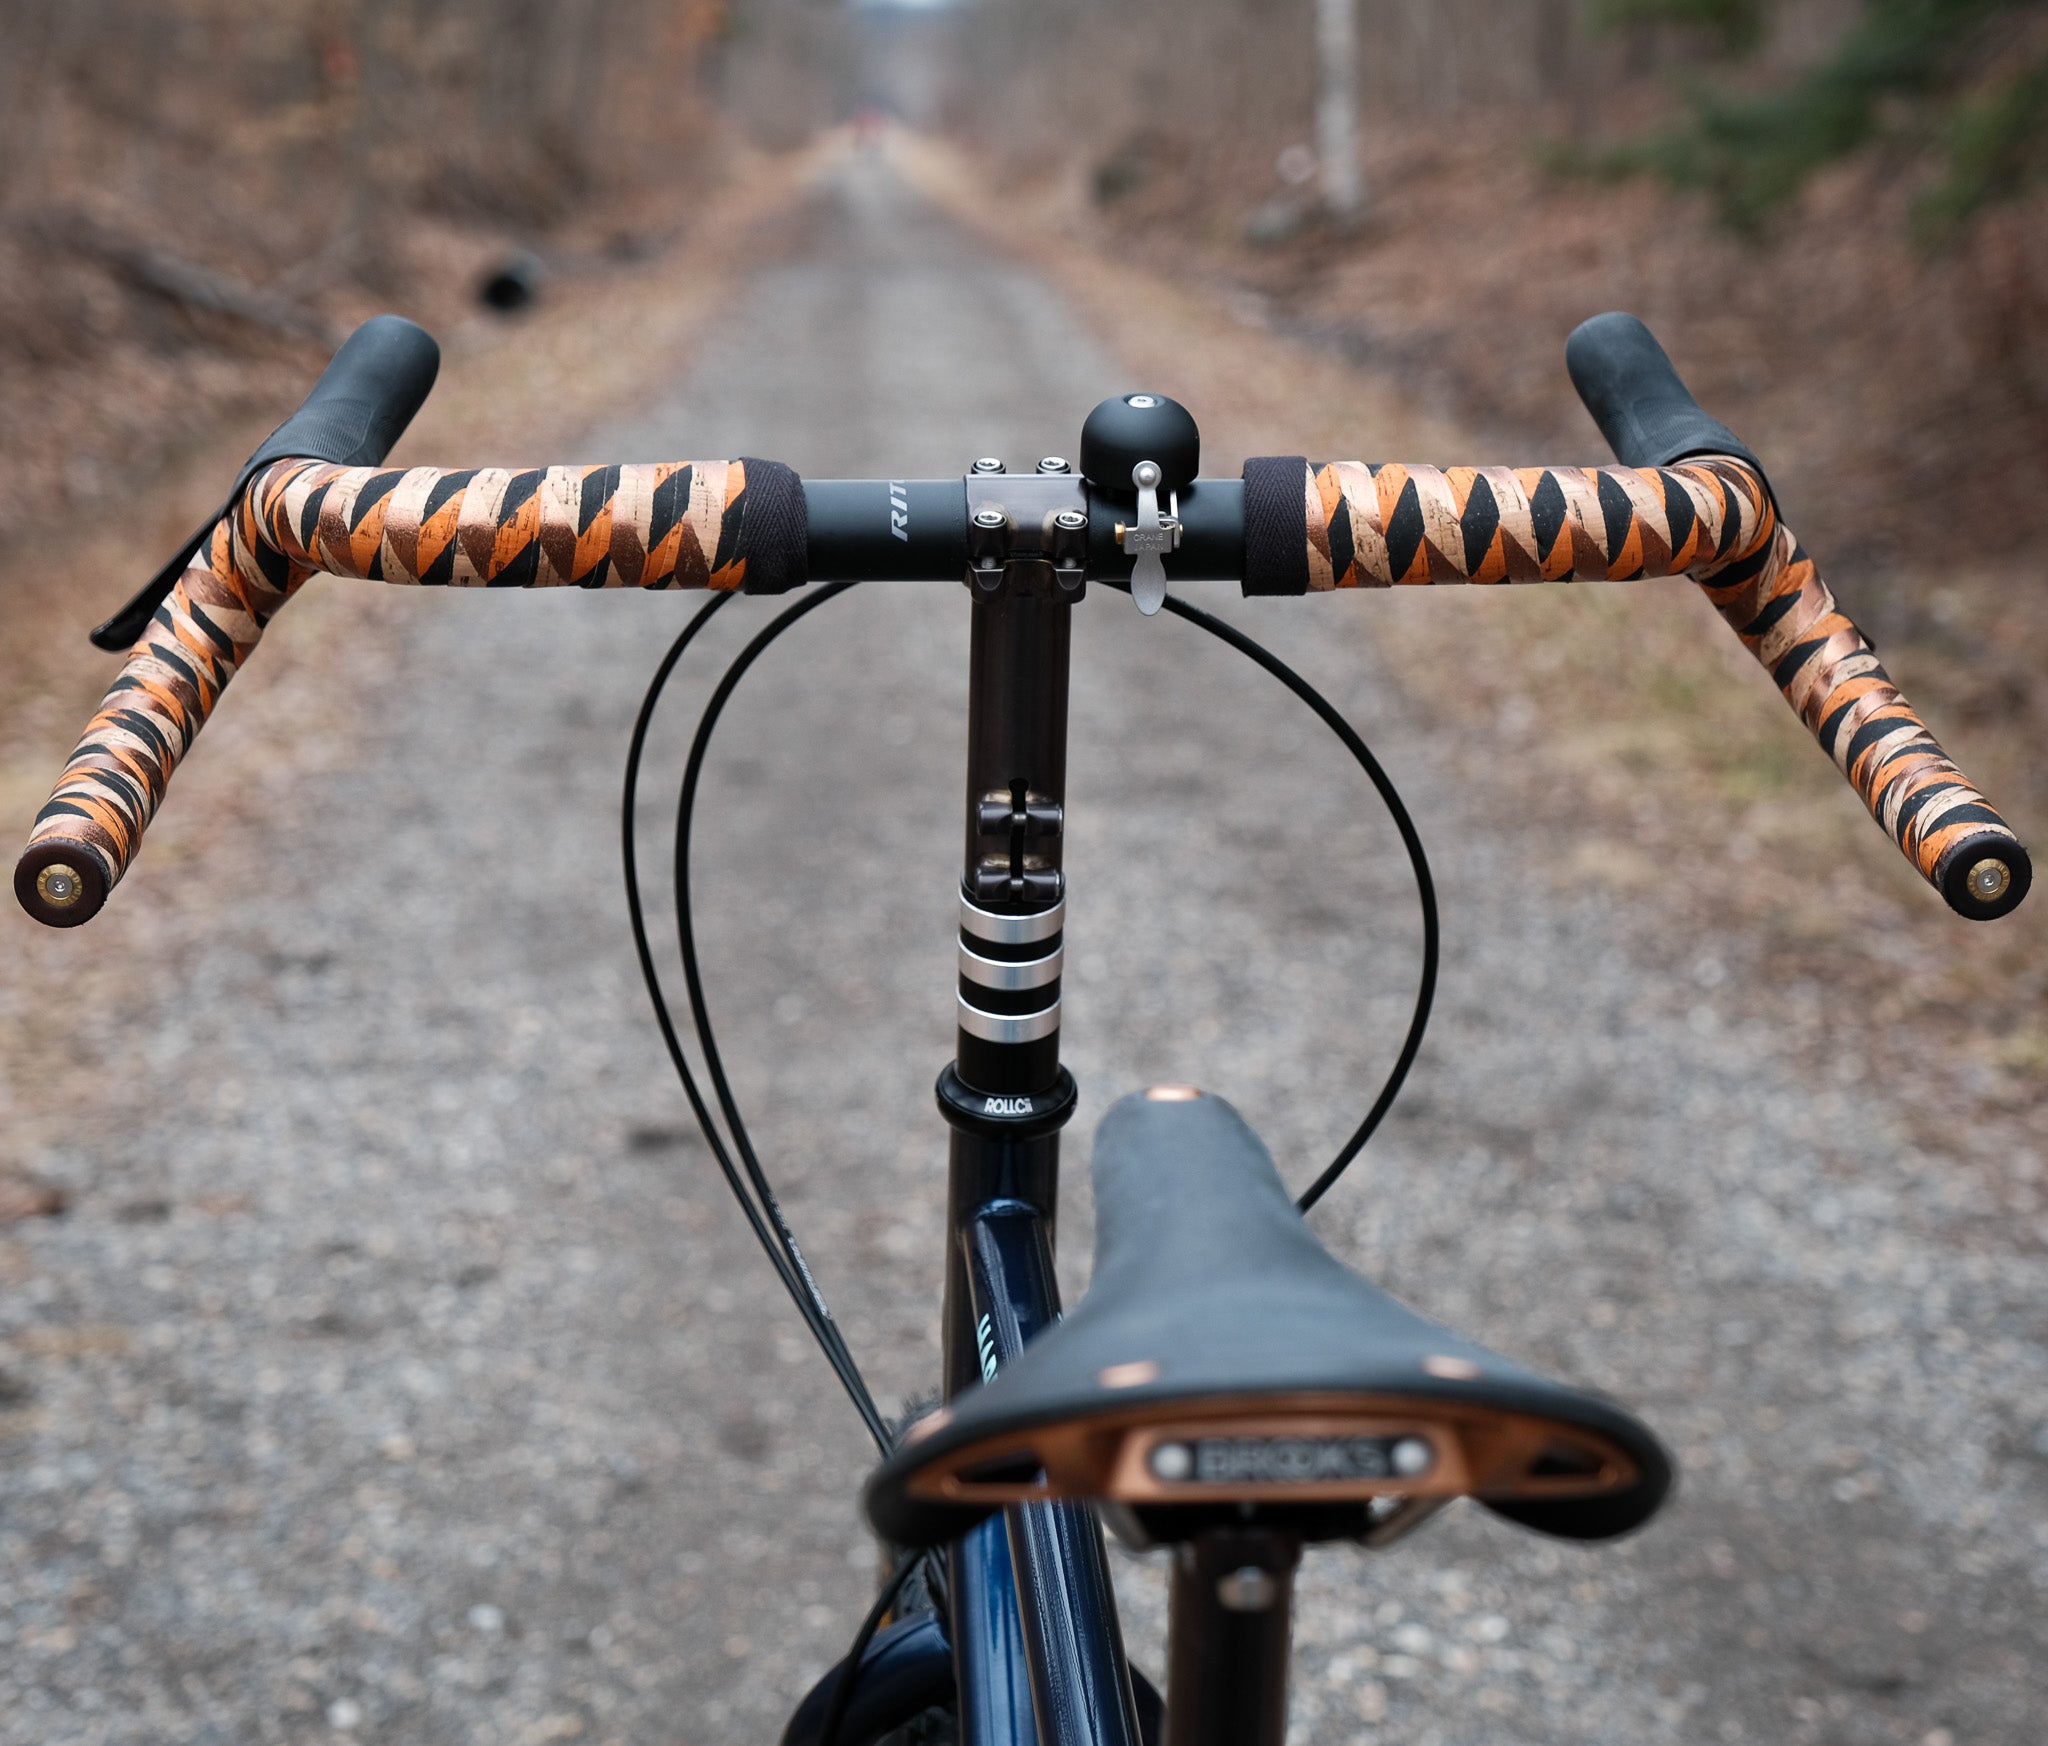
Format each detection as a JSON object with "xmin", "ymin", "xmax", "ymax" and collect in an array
[{"xmin": 4, "ymin": 154, "xmax": 2044, "ymax": 1746}]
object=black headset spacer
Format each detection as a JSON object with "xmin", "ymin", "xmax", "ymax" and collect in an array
[{"xmin": 935, "ymin": 1063, "xmax": 1079, "ymax": 1142}]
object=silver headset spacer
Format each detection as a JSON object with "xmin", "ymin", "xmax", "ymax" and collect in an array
[
  {"xmin": 956, "ymin": 996, "xmax": 1062, "ymax": 1044},
  {"xmin": 958, "ymin": 940, "xmax": 1063, "ymax": 991},
  {"xmin": 959, "ymin": 890, "xmax": 1065, "ymax": 946}
]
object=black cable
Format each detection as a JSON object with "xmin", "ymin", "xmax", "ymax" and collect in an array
[
  {"xmin": 670, "ymin": 583, "xmax": 887, "ymax": 1446},
  {"xmin": 621, "ymin": 594, "xmax": 849, "ymax": 1386},
  {"xmin": 621, "ymin": 588, "xmax": 888, "ymax": 1451},
  {"xmin": 1102, "ymin": 580, "xmax": 1438, "ymax": 1212},
  {"xmin": 817, "ymin": 1556, "xmax": 921, "ymax": 1746},
  {"xmin": 627, "ymin": 573, "xmax": 1430, "ymax": 1442}
]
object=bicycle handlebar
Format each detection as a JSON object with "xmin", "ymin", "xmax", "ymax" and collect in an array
[
  {"xmin": 15, "ymin": 315, "xmax": 2031, "ymax": 928},
  {"xmin": 86, "ymin": 317, "xmax": 444, "ymax": 654}
]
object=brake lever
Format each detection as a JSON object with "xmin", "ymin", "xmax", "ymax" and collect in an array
[
  {"xmin": 89, "ymin": 509, "xmax": 228, "ymax": 651},
  {"xmin": 89, "ymin": 315, "xmax": 440, "ymax": 653}
]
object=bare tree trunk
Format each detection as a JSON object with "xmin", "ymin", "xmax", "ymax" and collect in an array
[
  {"xmin": 1316, "ymin": 0, "xmax": 1362, "ymax": 220},
  {"xmin": 1, "ymin": 0, "xmax": 74, "ymax": 214},
  {"xmin": 317, "ymin": 0, "xmax": 398, "ymax": 283}
]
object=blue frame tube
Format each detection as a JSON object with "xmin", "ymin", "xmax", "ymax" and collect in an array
[
  {"xmin": 961, "ymin": 1201, "xmax": 1143, "ymax": 1746},
  {"xmin": 951, "ymin": 1515, "xmax": 1040, "ymax": 1746}
]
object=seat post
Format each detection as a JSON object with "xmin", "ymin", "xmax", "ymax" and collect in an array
[{"xmin": 1164, "ymin": 1529, "xmax": 1303, "ymax": 1746}]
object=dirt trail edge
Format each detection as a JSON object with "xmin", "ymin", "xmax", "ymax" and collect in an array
[{"xmin": 3, "ymin": 148, "xmax": 2043, "ymax": 1746}]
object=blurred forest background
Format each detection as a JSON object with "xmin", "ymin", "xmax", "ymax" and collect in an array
[
  {"xmin": 0, "ymin": 0, "xmax": 728, "ymax": 542},
  {"xmin": 0, "ymin": 0, "xmax": 2042, "ymax": 1074},
  {"xmin": 927, "ymin": 0, "xmax": 2048, "ymax": 571},
  {"xmin": 4, "ymin": 0, "xmax": 2045, "ymax": 568}
]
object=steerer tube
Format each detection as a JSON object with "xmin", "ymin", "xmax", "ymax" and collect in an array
[
  {"xmin": 954, "ymin": 591, "xmax": 1071, "ymax": 1095},
  {"xmin": 939, "ymin": 586, "xmax": 1077, "ymax": 1403}
]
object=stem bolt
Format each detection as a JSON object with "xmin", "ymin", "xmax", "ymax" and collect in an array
[
  {"xmin": 1216, "ymin": 1566, "xmax": 1279, "ymax": 1612},
  {"xmin": 971, "ymin": 457, "xmax": 1005, "ymax": 475},
  {"xmin": 1053, "ymin": 509, "xmax": 1088, "ymax": 532},
  {"xmin": 1036, "ymin": 456, "xmax": 1072, "ymax": 474},
  {"xmin": 971, "ymin": 508, "xmax": 1008, "ymax": 530}
]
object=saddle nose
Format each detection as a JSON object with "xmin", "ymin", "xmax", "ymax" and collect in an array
[{"xmin": 865, "ymin": 1090, "xmax": 1672, "ymax": 1549}]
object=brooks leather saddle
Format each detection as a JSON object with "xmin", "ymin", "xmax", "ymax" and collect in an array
[{"xmin": 866, "ymin": 1090, "xmax": 1672, "ymax": 1550}]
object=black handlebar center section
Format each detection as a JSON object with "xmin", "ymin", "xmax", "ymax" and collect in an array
[
  {"xmin": 804, "ymin": 476, "xmax": 1251, "ymax": 587},
  {"xmin": 803, "ymin": 480, "xmax": 970, "ymax": 582}
]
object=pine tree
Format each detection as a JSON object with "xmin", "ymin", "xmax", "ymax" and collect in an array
[{"xmin": 1594, "ymin": 0, "xmax": 2048, "ymax": 231}]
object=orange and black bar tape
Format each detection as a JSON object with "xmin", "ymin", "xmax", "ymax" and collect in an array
[
  {"xmin": 1301, "ymin": 456, "xmax": 1771, "ymax": 589},
  {"xmin": 16, "ymin": 447, "xmax": 2029, "ymax": 926},
  {"xmin": 1243, "ymin": 452, "xmax": 2028, "ymax": 919},
  {"xmin": 245, "ymin": 457, "xmax": 793, "ymax": 590},
  {"xmin": 15, "ymin": 456, "xmax": 804, "ymax": 927},
  {"xmin": 16, "ymin": 501, "xmax": 317, "ymax": 928},
  {"xmin": 1693, "ymin": 516, "xmax": 2026, "ymax": 919}
]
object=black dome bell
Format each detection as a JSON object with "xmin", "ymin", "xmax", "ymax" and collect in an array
[{"xmin": 1080, "ymin": 393, "xmax": 1200, "ymax": 497}]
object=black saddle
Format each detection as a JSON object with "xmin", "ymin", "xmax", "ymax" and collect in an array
[{"xmin": 866, "ymin": 1090, "xmax": 1671, "ymax": 1549}]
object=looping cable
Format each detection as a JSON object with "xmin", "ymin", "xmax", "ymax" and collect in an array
[
  {"xmin": 622, "ymin": 579, "xmax": 1436, "ymax": 1455},
  {"xmin": 623, "ymin": 585, "xmax": 889, "ymax": 1452},
  {"xmin": 1099, "ymin": 578, "xmax": 1438, "ymax": 1211}
]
